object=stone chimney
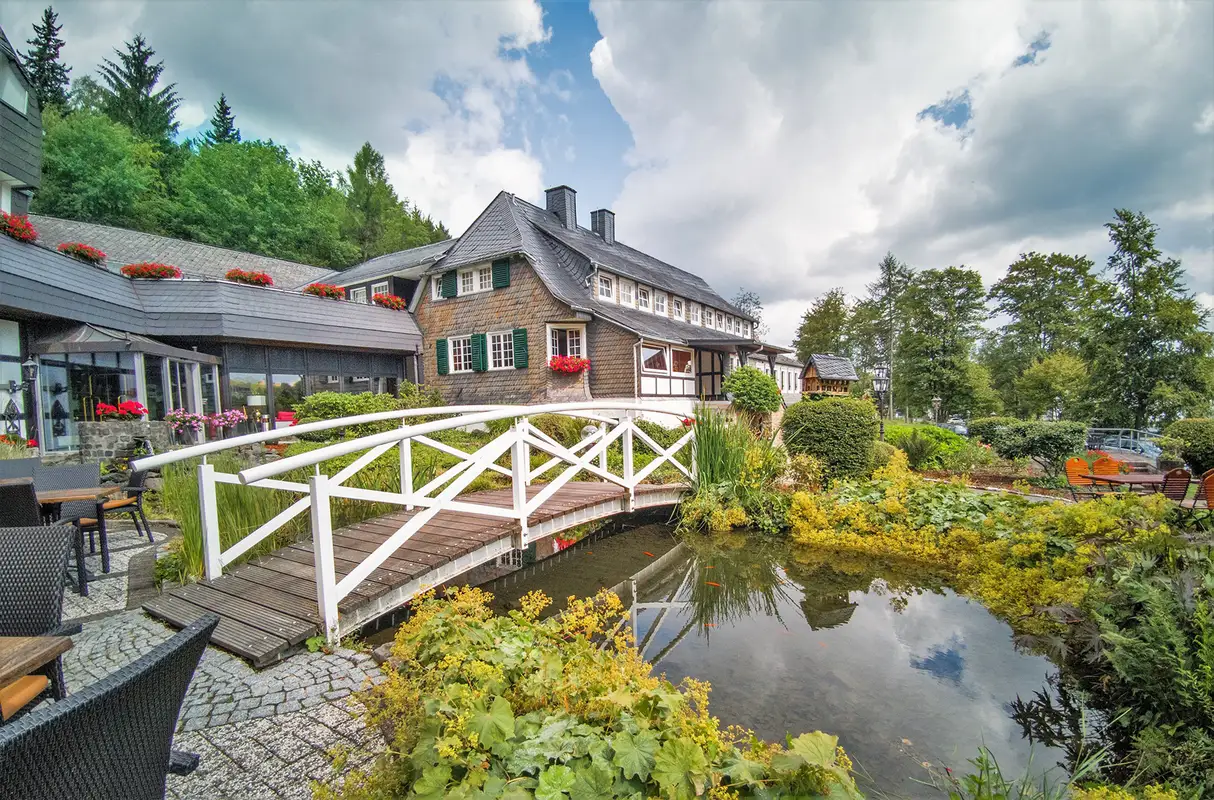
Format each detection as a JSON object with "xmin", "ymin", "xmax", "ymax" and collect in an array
[
  {"xmin": 590, "ymin": 209, "xmax": 615, "ymax": 244},
  {"xmin": 545, "ymin": 185, "xmax": 578, "ymax": 230}
]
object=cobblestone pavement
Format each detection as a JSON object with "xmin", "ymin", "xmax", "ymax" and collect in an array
[{"xmin": 56, "ymin": 525, "xmax": 388, "ymax": 799}]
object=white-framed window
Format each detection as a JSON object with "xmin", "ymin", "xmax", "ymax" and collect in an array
[
  {"xmin": 459, "ymin": 270, "xmax": 475, "ymax": 295},
  {"xmin": 641, "ymin": 343, "xmax": 669, "ymax": 374},
  {"xmin": 671, "ymin": 347, "xmax": 693, "ymax": 376},
  {"xmin": 672, "ymin": 298, "xmax": 684, "ymax": 320},
  {"xmin": 598, "ymin": 274, "xmax": 614, "ymax": 300},
  {"xmin": 637, "ymin": 286, "xmax": 651, "ymax": 310},
  {"xmin": 431, "ymin": 278, "xmax": 443, "ymax": 301},
  {"xmin": 548, "ymin": 324, "xmax": 584, "ymax": 358},
  {"xmin": 620, "ymin": 280, "xmax": 634, "ymax": 306},
  {"xmin": 727, "ymin": 316, "xmax": 735, "ymax": 334},
  {"xmin": 478, "ymin": 266, "xmax": 493, "ymax": 292},
  {"xmin": 0, "ymin": 62, "xmax": 29, "ymax": 115},
  {"xmin": 450, "ymin": 335, "xmax": 473, "ymax": 373},
  {"xmin": 715, "ymin": 311, "xmax": 724, "ymax": 329},
  {"xmin": 457, "ymin": 267, "xmax": 493, "ymax": 295},
  {"xmin": 489, "ymin": 330, "xmax": 515, "ymax": 370},
  {"xmin": 371, "ymin": 281, "xmax": 389, "ymax": 297},
  {"xmin": 349, "ymin": 287, "xmax": 368, "ymax": 304},
  {"xmin": 690, "ymin": 303, "xmax": 700, "ymax": 325},
  {"xmin": 744, "ymin": 321, "xmax": 752, "ymax": 338},
  {"xmin": 654, "ymin": 292, "xmax": 667, "ymax": 315}
]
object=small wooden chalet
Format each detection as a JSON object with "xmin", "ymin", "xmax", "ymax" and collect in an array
[{"xmin": 801, "ymin": 354, "xmax": 859, "ymax": 396}]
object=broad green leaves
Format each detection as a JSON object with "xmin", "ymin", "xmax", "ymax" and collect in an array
[
  {"xmin": 535, "ymin": 764, "xmax": 576, "ymax": 800},
  {"xmin": 469, "ymin": 696, "xmax": 516, "ymax": 749},
  {"xmin": 652, "ymin": 739, "xmax": 710, "ymax": 800},
  {"xmin": 611, "ymin": 730, "xmax": 659, "ymax": 780}
]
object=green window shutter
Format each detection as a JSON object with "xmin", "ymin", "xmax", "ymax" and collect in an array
[
  {"xmin": 471, "ymin": 333, "xmax": 488, "ymax": 372},
  {"xmin": 492, "ymin": 258, "xmax": 511, "ymax": 289},
  {"xmin": 512, "ymin": 328, "xmax": 528, "ymax": 368},
  {"xmin": 435, "ymin": 339, "xmax": 449, "ymax": 376},
  {"xmin": 440, "ymin": 271, "xmax": 458, "ymax": 298}
]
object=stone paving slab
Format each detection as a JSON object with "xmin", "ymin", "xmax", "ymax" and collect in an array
[{"xmin": 53, "ymin": 524, "xmax": 388, "ymax": 799}]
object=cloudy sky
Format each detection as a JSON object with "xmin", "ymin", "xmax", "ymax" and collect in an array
[{"xmin": 2, "ymin": 0, "xmax": 1211, "ymax": 346}]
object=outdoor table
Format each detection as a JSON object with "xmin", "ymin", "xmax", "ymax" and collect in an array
[
  {"xmin": 0, "ymin": 635, "xmax": 73, "ymax": 692},
  {"xmin": 37, "ymin": 485, "xmax": 121, "ymax": 592},
  {"xmin": 1087, "ymin": 473, "xmax": 1165, "ymax": 492}
]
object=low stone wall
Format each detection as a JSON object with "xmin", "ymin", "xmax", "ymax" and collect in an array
[{"xmin": 78, "ymin": 419, "xmax": 173, "ymax": 464}]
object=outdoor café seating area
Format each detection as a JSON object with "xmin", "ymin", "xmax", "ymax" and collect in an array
[{"xmin": 1066, "ymin": 455, "xmax": 1213, "ymax": 522}]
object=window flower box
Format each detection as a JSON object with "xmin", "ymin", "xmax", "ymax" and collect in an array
[
  {"xmin": 57, "ymin": 242, "xmax": 106, "ymax": 264},
  {"xmin": 0, "ymin": 212, "xmax": 38, "ymax": 243},
  {"xmin": 121, "ymin": 262, "xmax": 182, "ymax": 279},
  {"xmin": 224, "ymin": 268, "xmax": 274, "ymax": 287},
  {"xmin": 372, "ymin": 292, "xmax": 407, "ymax": 311},
  {"xmin": 94, "ymin": 400, "xmax": 148, "ymax": 420},
  {"xmin": 303, "ymin": 283, "xmax": 346, "ymax": 300},
  {"xmin": 549, "ymin": 355, "xmax": 590, "ymax": 374}
]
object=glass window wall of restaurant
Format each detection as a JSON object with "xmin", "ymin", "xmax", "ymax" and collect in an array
[
  {"xmin": 0, "ymin": 320, "xmax": 28, "ymax": 441},
  {"xmin": 38, "ymin": 352, "xmax": 139, "ymax": 452}
]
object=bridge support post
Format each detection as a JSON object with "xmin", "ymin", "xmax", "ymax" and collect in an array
[
  {"xmin": 199, "ymin": 462, "xmax": 222, "ymax": 581},
  {"xmin": 598, "ymin": 423, "xmax": 608, "ymax": 472},
  {"xmin": 310, "ymin": 473, "xmax": 341, "ymax": 644},
  {"xmin": 399, "ymin": 432, "xmax": 413, "ymax": 510},
  {"xmin": 511, "ymin": 419, "xmax": 529, "ymax": 549},
  {"xmin": 622, "ymin": 414, "xmax": 635, "ymax": 512}
]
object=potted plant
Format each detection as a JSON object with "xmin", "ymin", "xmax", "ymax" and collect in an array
[
  {"xmin": 372, "ymin": 292, "xmax": 407, "ymax": 311},
  {"xmin": 164, "ymin": 408, "xmax": 206, "ymax": 444},
  {"xmin": 121, "ymin": 262, "xmax": 182, "ymax": 279},
  {"xmin": 204, "ymin": 408, "xmax": 248, "ymax": 439},
  {"xmin": 57, "ymin": 242, "xmax": 106, "ymax": 264},
  {"xmin": 0, "ymin": 211, "xmax": 38, "ymax": 243},
  {"xmin": 225, "ymin": 268, "xmax": 274, "ymax": 287},
  {"xmin": 548, "ymin": 355, "xmax": 590, "ymax": 374},
  {"xmin": 303, "ymin": 283, "xmax": 346, "ymax": 299}
]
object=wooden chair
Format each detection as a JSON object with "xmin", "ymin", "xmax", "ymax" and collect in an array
[
  {"xmin": 1066, "ymin": 457, "xmax": 1112, "ymax": 501},
  {"xmin": 1180, "ymin": 469, "xmax": 1213, "ymax": 524},
  {"xmin": 97, "ymin": 470, "xmax": 153, "ymax": 544},
  {"xmin": 1161, "ymin": 468, "xmax": 1193, "ymax": 503},
  {"xmin": 1092, "ymin": 456, "xmax": 1123, "ymax": 476}
]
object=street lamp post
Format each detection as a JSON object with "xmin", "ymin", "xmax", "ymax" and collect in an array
[
  {"xmin": 872, "ymin": 364, "xmax": 890, "ymax": 441},
  {"xmin": 931, "ymin": 396, "xmax": 942, "ymax": 425}
]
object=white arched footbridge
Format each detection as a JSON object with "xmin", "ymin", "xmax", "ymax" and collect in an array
[{"xmin": 133, "ymin": 402, "xmax": 693, "ymax": 666}]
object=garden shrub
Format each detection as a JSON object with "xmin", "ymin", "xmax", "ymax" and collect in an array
[
  {"xmin": 323, "ymin": 587, "xmax": 860, "ymax": 800},
  {"xmin": 967, "ymin": 416, "xmax": 1021, "ymax": 445},
  {"xmin": 871, "ymin": 440, "xmax": 897, "ymax": 471},
  {"xmin": 781, "ymin": 397, "xmax": 878, "ymax": 480},
  {"xmin": 884, "ymin": 423, "xmax": 968, "ymax": 470},
  {"xmin": 889, "ymin": 428, "xmax": 940, "ymax": 470},
  {"xmin": 984, "ymin": 420, "xmax": 1087, "ymax": 480},
  {"xmin": 294, "ymin": 386, "xmax": 444, "ymax": 440},
  {"xmin": 786, "ymin": 452, "xmax": 826, "ymax": 491},
  {"xmin": 1164, "ymin": 418, "xmax": 1214, "ymax": 474},
  {"xmin": 937, "ymin": 439, "xmax": 995, "ymax": 473},
  {"xmin": 723, "ymin": 365, "xmax": 783, "ymax": 414}
]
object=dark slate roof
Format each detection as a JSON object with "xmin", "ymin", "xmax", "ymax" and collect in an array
[
  {"xmin": 29, "ymin": 215, "xmax": 332, "ymax": 287},
  {"xmin": 587, "ymin": 300, "xmax": 750, "ymax": 347},
  {"xmin": 314, "ymin": 239, "xmax": 454, "ymax": 289},
  {"xmin": 0, "ymin": 235, "xmax": 420, "ymax": 352},
  {"xmin": 809, "ymin": 354, "xmax": 859, "ymax": 380},
  {"xmin": 776, "ymin": 354, "xmax": 804, "ymax": 368},
  {"xmin": 432, "ymin": 191, "xmax": 749, "ymax": 319}
]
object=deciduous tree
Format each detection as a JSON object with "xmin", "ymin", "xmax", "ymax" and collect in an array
[
  {"xmin": 22, "ymin": 6, "xmax": 70, "ymax": 110},
  {"xmin": 897, "ymin": 266, "xmax": 986, "ymax": 418},
  {"xmin": 793, "ymin": 288, "xmax": 849, "ymax": 362},
  {"xmin": 1016, "ymin": 352, "xmax": 1090, "ymax": 420},
  {"xmin": 731, "ymin": 290, "xmax": 767, "ymax": 339}
]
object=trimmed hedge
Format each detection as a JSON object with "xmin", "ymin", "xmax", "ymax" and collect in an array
[
  {"xmin": 984, "ymin": 420, "xmax": 1087, "ymax": 479},
  {"xmin": 1165, "ymin": 418, "xmax": 1214, "ymax": 475},
  {"xmin": 781, "ymin": 397, "xmax": 878, "ymax": 480},
  {"xmin": 968, "ymin": 416, "xmax": 1021, "ymax": 445},
  {"xmin": 722, "ymin": 365, "xmax": 783, "ymax": 413}
]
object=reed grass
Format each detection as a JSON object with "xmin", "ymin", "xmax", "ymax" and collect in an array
[{"xmin": 691, "ymin": 405, "xmax": 753, "ymax": 490}]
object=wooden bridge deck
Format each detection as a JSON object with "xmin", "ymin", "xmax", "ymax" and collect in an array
[{"xmin": 144, "ymin": 481, "xmax": 682, "ymax": 666}]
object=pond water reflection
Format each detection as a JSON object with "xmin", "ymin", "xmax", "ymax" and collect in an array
[{"xmin": 631, "ymin": 532, "xmax": 1068, "ymax": 798}]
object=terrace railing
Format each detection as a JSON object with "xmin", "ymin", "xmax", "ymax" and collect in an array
[
  {"xmin": 1086, "ymin": 428, "xmax": 1162, "ymax": 466},
  {"xmin": 133, "ymin": 402, "xmax": 694, "ymax": 640}
]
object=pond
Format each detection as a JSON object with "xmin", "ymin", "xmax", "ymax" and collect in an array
[{"xmin": 486, "ymin": 523, "xmax": 1069, "ymax": 799}]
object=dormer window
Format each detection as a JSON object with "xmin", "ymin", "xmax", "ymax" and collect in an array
[
  {"xmin": 654, "ymin": 292, "xmax": 667, "ymax": 314},
  {"xmin": 620, "ymin": 281, "xmax": 634, "ymax": 306},
  {"xmin": 672, "ymin": 298, "xmax": 684, "ymax": 320},
  {"xmin": 0, "ymin": 61, "xmax": 29, "ymax": 115},
  {"xmin": 715, "ymin": 311, "xmax": 724, "ymax": 329},
  {"xmin": 690, "ymin": 304, "xmax": 700, "ymax": 325},
  {"xmin": 637, "ymin": 286, "xmax": 651, "ymax": 310},
  {"xmin": 598, "ymin": 274, "xmax": 614, "ymax": 300}
]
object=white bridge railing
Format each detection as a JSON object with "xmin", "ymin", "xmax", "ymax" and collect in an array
[{"xmin": 133, "ymin": 402, "xmax": 695, "ymax": 641}]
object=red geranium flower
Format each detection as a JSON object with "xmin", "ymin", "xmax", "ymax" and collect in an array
[
  {"xmin": 57, "ymin": 242, "xmax": 106, "ymax": 264},
  {"xmin": 372, "ymin": 292, "xmax": 407, "ymax": 311},
  {"xmin": 225, "ymin": 268, "xmax": 274, "ymax": 287},
  {"xmin": 0, "ymin": 211, "xmax": 38, "ymax": 243},
  {"xmin": 303, "ymin": 283, "xmax": 346, "ymax": 300},
  {"xmin": 122, "ymin": 262, "xmax": 182, "ymax": 279},
  {"xmin": 548, "ymin": 356, "xmax": 590, "ymax": 374}
]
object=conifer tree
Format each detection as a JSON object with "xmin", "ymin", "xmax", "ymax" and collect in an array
[
  {"xmin": 22, "ymin": 6, "xmax": 71, "ymax": 110},
  {"xmin": 98, "ymin": 34, "xmax": 180, "ymax": 141},
  {"xmin": 203, "ymin": 93, "xmax": 240, "ymax": 145}
]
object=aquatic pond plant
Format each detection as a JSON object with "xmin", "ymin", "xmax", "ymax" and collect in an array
[{"xmin": 319, "ymin": 587, "xmax": 862, "ymax": 800}]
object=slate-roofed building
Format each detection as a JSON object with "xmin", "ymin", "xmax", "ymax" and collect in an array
[
  {"xmin": 0, "ymin": 26, "xmax": 40, "ymax": 216},
  {"xmin": 409, "ymin": 185, "xmax": 790, "ymax": 407},
  {"xmin": 30, "ymin": 215, "xmax": 333, "ymax": 287},
  {"xmin": 310, "ymin": 238, "xmax": 453, "ymax": 305},
  {"xmin": 801, "ymin": 354, "xmax": 860, "ymax": 396},
  {"xmin": 0, "ymin": 231, "xmax": 422, "ymax": 453}
]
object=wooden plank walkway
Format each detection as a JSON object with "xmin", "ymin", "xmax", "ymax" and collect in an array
[{"xmin": 144, "ymin": 482, "xmax": 682, "ymax": 666}]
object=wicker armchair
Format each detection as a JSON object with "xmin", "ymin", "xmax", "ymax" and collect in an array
[
  {"xmin": 0, "ymin": 525, "xmax": 79, "ymax": 710},
  {"xmin": 34, "ymin": 463, "xmax": 110, "ymax": 575},
  {"xmin": 0, "ymin": 614, "xmax": 218, "ymax": 800},
  {"xmin": 0, "ymin": 481, "xmax": 88, "ymax": 594}
]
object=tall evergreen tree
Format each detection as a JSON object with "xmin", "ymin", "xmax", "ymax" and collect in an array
[
  {"xmin": 203, "ymin": 93, "xmax": 240, "ymax": 145},
  {"xmin": 343, "ymin": 142, "xmax": 399, "ymax": 261},
  {"xmin": 864, "ymin": 252, "xmax": 912, "ymax": 418},
  {"xmin": 22, "ymin": 6, "xmax": 71, "ymax": 110},
  {"xmin": 1085, "ymin": 210, "xmax": 1213, "ymax": 428},
  {"xmin": 793, "ymin": 288, "xmax": 850, "ymax": 362},
  {"xmin": 98, "ymin": 34, "xmax": 180, "ymax": 141}
]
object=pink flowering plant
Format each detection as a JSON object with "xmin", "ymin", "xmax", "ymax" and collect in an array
[
  {"xmin": 207, "ymin": 409, "xmax": 247, "ymax": 429},
  {"xmin": 164, "ymin": 408, "xmax": 206, "ymax": 434}
]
